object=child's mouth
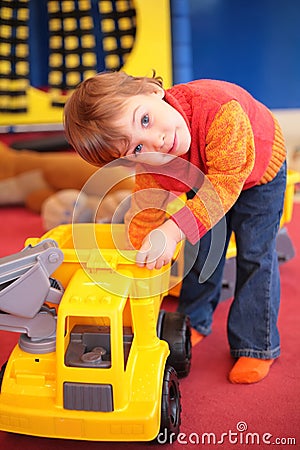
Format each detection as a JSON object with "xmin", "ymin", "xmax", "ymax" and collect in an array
[{"xmin": 169, "ymin": 133, "xmax": 177, "ymax": 154}]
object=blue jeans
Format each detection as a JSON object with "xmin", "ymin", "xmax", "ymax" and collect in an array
[{"xmin": 177, "ymin": 161, "xmax": 287, "ymax": 359}]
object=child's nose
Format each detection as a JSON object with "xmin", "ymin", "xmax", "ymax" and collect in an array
[
  {"xmin": 153, "ymin": 133, "xmax": 165, "ymax": 150},
  {"xmin": 142, "ymin": 131, "xmax": 164, "ymax": 152}
]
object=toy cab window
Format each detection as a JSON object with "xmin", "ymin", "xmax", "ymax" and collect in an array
[
  {"xmin": 64, "ymin": 316, "xmax": 133, "ymax": 369},
  {"xmin": 122, "ymin": 297, "xmax": 134, "ymax": 369},
  {"xmin": 65, "ymin": 319, "xmax": 112, "ymax": 368}
]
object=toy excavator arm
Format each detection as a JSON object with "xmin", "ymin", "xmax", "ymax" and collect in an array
[{"xmin": 0, "ymin": 239, "xmax": 64, "ymax": 342}]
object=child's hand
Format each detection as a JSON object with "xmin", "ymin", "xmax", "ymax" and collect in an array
[{"xmin": 136, "ymin": 220, "xmax": 184, "ymax": 270}]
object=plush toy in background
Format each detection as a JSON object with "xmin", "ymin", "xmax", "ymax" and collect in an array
[{"xmin": 0, "ymin": 142, "xmax": 134, "ymax": 230}]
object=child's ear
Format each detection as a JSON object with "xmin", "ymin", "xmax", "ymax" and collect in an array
[{"xmin": 152, "ymin": 86, "xmax": 165, "ymax": 98}]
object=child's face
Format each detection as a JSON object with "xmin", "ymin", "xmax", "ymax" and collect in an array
[{"xmin": 118, "ymin": 88, "xmax": 191, "ymax": 166}]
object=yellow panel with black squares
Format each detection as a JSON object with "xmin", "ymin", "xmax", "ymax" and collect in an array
[{"xmin": 0, "ymin": 0, "xmax": 172, "ymax": 128}]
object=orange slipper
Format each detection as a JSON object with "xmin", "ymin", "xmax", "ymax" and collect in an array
[
  {"xmin": 191, "ymin": 328, "xmax": 205, "ymax": 347},
  {"xmin": 229, "ymin": 356, "xmax": 275, "ymax": 384}
]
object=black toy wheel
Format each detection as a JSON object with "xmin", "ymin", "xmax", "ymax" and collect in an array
[
  {"xmin": 158, "ymin": 365, "xmax": 181, "ymax": 442},
  {"xmin": 158, "ymin": 311, "xmax": 192, "ymax": 377}
]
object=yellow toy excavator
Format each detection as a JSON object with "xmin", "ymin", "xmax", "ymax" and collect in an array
[{"xmin": 0, "ymin": 223, "xmax": 191, "ymax": 443}]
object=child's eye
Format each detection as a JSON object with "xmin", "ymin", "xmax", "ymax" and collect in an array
[
  {"xmin": 133, "ymin": 144, "xmax": 143, "ymax": 155},
  {"xmin": 141, "ymin": 114, "xmax": 149, "ymax": 127}
]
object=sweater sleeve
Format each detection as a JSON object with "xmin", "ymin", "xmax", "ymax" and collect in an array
[
  {"xmin": 171, "ymin": 100, "xmax": 256, "ymax": 244},
  {"xmin": 124, "ymin": 170, "xmax": 170, "ymax": 249}
]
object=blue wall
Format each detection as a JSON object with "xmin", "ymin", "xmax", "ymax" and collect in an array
[{"xmin": 189, "ymin": 0, "xmax": 300, "ymax": 109}]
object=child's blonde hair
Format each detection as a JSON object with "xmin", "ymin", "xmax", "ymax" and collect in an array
[{"xmin": 64, "ymin": 71, "xmax": 163, "ymax": 166}]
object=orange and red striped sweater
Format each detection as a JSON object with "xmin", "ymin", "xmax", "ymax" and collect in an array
[{"xmin": 127, "ymin": 79, "xmax": 286, "ymax": 247}]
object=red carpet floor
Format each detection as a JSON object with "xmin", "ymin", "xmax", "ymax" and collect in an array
[{"xmin": 0, "ymin": 204, "xmax": 299, "ymax": 449}]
